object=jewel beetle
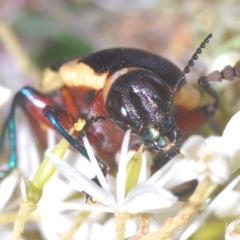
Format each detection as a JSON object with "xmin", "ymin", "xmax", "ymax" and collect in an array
[{"xmin": 1, "ymin": 33, "xmax": 240, "ymax": 178}]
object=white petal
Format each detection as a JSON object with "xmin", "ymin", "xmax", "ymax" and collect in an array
[
  {"xmin": 101, "ymin": 218, "xmax": 116, "ymax": 240},
  {"xmin": 145, "ymin": 156, "xmax": 182, "ymax": 186},
  {"xmin": 146, "ymin": 156, "xmax": 197, "ymax": 190},
  {"xmin": 221, "ymin": 111, "xmax": 240, "ymax": 172},
  {"xmin": 0, "ymin": 85, "xmax": 11, "ymax": 107},
  {"xmin": 154, "ymin": 159, "xmax": 190, "ymax": 188},
  {"xmin": 180, "ymin": 135, "xmax": 205, "ymax": 159},
  {"xmin": 161, "ymin": 158, "xmax": 197, "ymax": 189},
  {"xmin": 120, "ymin": 185, "xmax": 178, "ymax": 214},
  {"xmin": 208, "ymin": 156, "xmax": 230, "ymax": 184},
  {"xmin": 195, "ymin": 153, "xmax": 230, "ymax": 184},
  {"xmin": 117, "ymin": 130, "xmax": 131, "ymax": 206},
  {"xmin": 75, "ymin": 221, "xmax": 103, "ymax": 240},
  {"xmin": 205, "ymin": 136, "xmax": 222, "ymax": 152},
  {"xmin": 46, "ymin": 128, "xmax": 57, "ymax": 149},
  {"xmin": 214, "ymin": 190, "xmax": 240, "ymax": 219},
  {"xmin": 39, "ymin": 176, "xmax": 74, "ymax": 205},
  {"xmin": 196, "ymin": 160, "xmax": 207, "ymax": 173},
  {"xmin": 222, "ymin": 111, "xmax": 240, "ymax": 144},
  {"xmin": 49, "ymin": 153, "xmax": 116, "ymax": 209},
  {"xmin": 145, "ymin": 166, "xmax": 164, "ymax": 186},
  {"xmin": 83, "ymin": 136, "xmax": 110, "ymax": 191},
  {"xmin": 208, "ymin": 52, "xmax": 240, "ymax": 75},
  {"xmin": 138, "ymin": 150, "xmax": 148, "ymax": 183},
  {"xmin": 39, "ymin": 209, "xmax": 78, "ymax": 240},
  {"xmin": 106, "ymin": 174, "xmax": 117, "ymax": 197},
  {"xmin": 0, "ymin": 175, "xmax": 18, "ymax": 210},
  {"xmin": 52, "ymin": 202, "xmax": 113, "ymax": 213},
  {"xmin": 0, "ymin": 228, "xmax": 26, "ymax": 240},
  {"xmin": 20, "ymin": 177, "xmax": 27, "ymax": 200},
  {"xmin": 179, "ymin": 176, "xmax": 240, "ymax": 240},
  {"xmin": 64, "ymin": 149, "xmax": 96, "ymax": 179},
  {"xmin": 225, "ymin": 219, "xmax": 240, "ymax": 240},
  {"xmin": 17, "ymin": 111, "xmax": 41, "ymax": 178}
]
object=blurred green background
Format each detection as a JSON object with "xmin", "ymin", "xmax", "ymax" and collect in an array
[{"xmin": 1, "ymin": 1, "xmax": 240, "ymax": 239}]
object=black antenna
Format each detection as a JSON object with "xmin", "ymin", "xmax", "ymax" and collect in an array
[{"xmin": 169, "ymin": 33, "xmax": 213, "ymax": 108}]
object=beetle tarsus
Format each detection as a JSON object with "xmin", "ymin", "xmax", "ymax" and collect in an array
[
  {"xmin": 77, "ymin": 115, "xmax": 127, "ymax": 141},
  {"xmin": 175, "ymin": 148, "xmax": 180, "ymax": 155}
]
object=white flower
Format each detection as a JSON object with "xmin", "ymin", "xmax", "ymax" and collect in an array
[
  {"xmin": 220, "ymin": 111, "xmax": 240, "ymax": 172},
  {"xmin": 178, "ymin": 111, "xmax": 240, "ymax": 239},
  {"xmin": 225, "ymin": 219, "xmax": 240, "ymax": 240},
  {"xmin": 0, "ymin": 110, "xmax": 41, "ymax": 237},
  {"xmin": 3, "ymin": 107, "xmax": 240, "ymax": 240},
  {"xmin": 214, "ymin": 190, "xmax": 240, "ymax": 219},
  {"xmin": 0, "ymin": 113, "xmax": 104, "ymax": 239},
  {"xmin": 181, "ymin": 135, "xmax": 230, "ymax": 184},
  {"xmin": 49, "ymin": 130, "xmax": 181, "ymax": 215},
  {"xmin": 179, "ymin": 176, "xmax": 240, "ymax": 240},
  {"xmin": 168, "ymin": 110, "xmax": 240, "ymax": 186},
  {"xmin": 0, "ymin": 85, "xmax": 11, "ymax": 107}
]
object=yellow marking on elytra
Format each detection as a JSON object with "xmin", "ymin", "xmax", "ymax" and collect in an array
[
  {"xmin": 41, "ymin": 68, "xmax": 64, "ymax": 93},
  {"xmin": 74, "ymin": 119, "xmax": 86, "ymax": 132},
  {"xmin": 174, "ymin": 84, "xmax": 201, "ymax": 110},
  {"xmin": 59, "ymin": 60, "xmax": 109, "ymax": 89},
  {"xmin": 39, "ymin": 123, "xmax": 49, "ymax": 131}
]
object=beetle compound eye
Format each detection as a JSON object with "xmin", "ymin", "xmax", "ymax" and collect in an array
[
  {"xmin": 161, "ymin": 115, "xmax": 176, "ymax": 133},
  {"xmin": 106, "ymin": 90, "xmax": 132, "ymax": 129}
]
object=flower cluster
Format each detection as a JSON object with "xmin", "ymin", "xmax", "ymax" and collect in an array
[
  {"xmin": 36, "ymin": 111, "xmax": 240, "ymax": 238},
  {"xmin": 1, "ymin": 97, "xmax": 240, "ymax": 239}
]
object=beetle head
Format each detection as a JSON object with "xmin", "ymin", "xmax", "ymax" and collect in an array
[{"xmin": 106, "ymin": 69, "xmax": 181, "ymax": 153}]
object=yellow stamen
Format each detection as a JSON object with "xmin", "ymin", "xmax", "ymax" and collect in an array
[
  {"xmin": 125, "ymin": 144, "xmax": 144, "ymax": 195},
  {"xmin": 74, "ymin": 119, "xmax": 86, "ymax": 131}
]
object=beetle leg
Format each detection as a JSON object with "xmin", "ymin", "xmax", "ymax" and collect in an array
[
  {"xmin": 0, "ymin": 86, "xmax": 105, "ymax": 180},
  {"xmin": 43, "ymin": 105, "xmax": 88, "ymax": 157},
  {"xmin": 198, "ymin": 60, "xmax": 240, "ymax": 112},
  {"xmin": 0, "ymin": 86, "xmax": 58, "ymax": 179},
  {"xmin": 77, "ymin": 116, "xmax": 130, "ymax": 141},
  {"xmin": 0, "ymin": 106, "xmax": 16, "ymax": 179},
  {"xmin": 43, "ymin": 105, "xmax": 108, "ymax": 174}
]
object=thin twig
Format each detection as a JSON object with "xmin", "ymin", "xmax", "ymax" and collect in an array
[
  {"xmin": 0, "ymin": 19, "xmax": 41, "ymax": 85},
  {"xmin": 11, "ymin": 200, "xmax": 37, "ymax": 240},
  {"xmin": 126, "ymin": 214, "xmax": 150, "ymax": 240},
  {"xmin": 138, "ymin": 180, "xmax": 216, "ymax": 240},
  {"xmin": 115, "ymin": 212, "xmax": 131, "ymax": 240},
  {"xmin": 61, "ymin": 211, "xmax": 91, "ymax": 240}
]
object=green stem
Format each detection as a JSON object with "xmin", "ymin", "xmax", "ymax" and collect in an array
[{"xmin": 27, "ymin": 137, "xmax": 70, "ymax": 204}]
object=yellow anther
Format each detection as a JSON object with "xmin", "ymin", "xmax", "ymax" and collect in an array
[{"xmin": 74, "ymin": 119, "xmax": 86, "ymax": 131}]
